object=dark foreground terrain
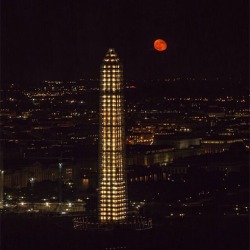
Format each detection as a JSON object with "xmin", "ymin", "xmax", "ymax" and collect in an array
[{"xmin": 1, "ymin": 213, "xmax": 248, "ymax": 250}]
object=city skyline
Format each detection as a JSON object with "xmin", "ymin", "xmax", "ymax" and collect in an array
[{"xmin": 1, "ymin": 56, "xmax": 249, "ymax": 250}]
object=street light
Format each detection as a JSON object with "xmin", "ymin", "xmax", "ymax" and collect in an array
[
  {"xmin": 30, "ymin": 177, "xmax": 35, "ymax": 185},
  {"xmin": 0, "ymin": 170, "xmax": 4, "ymax": 209},
  {"xmin": 29, "ymin": 177, "xmax": 35, "ymax": 210},
  {"xmin": 58, "ymin": 162, "xmax": 63, "ymax": 212}
]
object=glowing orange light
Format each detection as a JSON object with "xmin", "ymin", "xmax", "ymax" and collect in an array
[{"xmin": 154, "ymin": 39, "xmax": 167, "ymax": 51}]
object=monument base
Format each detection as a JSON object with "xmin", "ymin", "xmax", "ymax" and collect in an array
[{"xmin": 73, "ymin": 216, "xmax": 152, "ymax": 231}]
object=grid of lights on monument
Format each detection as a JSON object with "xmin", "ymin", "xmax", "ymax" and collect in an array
[{"xmin": 98, "ymin": 49, "xmax": 127, "ymax": 222}]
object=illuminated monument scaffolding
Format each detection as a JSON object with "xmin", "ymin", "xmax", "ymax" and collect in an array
[
  {"xmin": 98, "ymin": 48, "xmax": 127, "ymax": 223},
  {"xmin": 73, "ymin": 49, "xmax": 152, "ymax": 230}
]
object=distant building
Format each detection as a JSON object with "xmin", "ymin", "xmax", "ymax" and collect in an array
[
  {"xmin": 201, "ymin": 137, "xmax": 243, "ymax": 154},
  {"xmin": 167, "ymin": 146, "xmax": 248, "ymax": 174},
  {"xmin": 3, "ymin": 160, "xmax": 73, "ymax": 188},
  {"xmin": 126, "ymin": 133, "xmax": 154, "ymax": 145},
  {"xmin": 153, "ymin": 134, "xmax": 200, "ymax": 149}
]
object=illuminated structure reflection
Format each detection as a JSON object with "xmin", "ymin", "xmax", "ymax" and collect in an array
[{"xmin": 98, "ymin": 48, "xmax": 127, "ymax": 222}]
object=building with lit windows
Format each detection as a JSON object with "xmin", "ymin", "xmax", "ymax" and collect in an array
[{"xmin": 98, "ymin": 48, "xmax": 127, "ymax": 223}]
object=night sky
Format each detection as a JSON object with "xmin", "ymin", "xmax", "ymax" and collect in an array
[{"xmin": 1, "ymin": 0, "xmax": 249, "ymax": 85}]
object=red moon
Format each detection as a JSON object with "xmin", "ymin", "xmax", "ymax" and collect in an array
[{"xmin": 154, "ymin": 39, "xmax": 167, "ymax": 51}]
